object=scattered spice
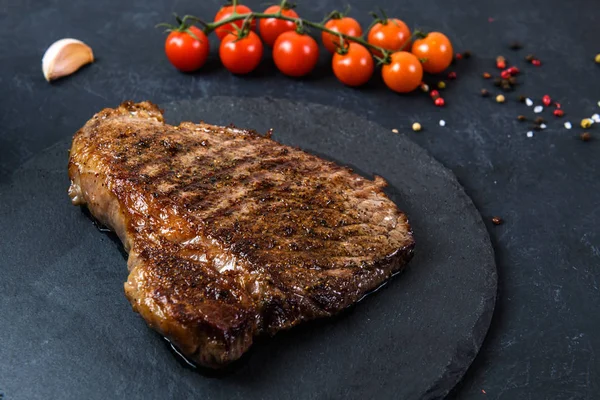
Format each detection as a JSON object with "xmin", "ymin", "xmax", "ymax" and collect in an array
[
  {"xmin": 595, "ymin": 54, "xmax": 600, "ymax": 64},
  {"xmin": 481, "ymin": 88, "xmax": 490, "ymax": 97},
  {"xmin": 581, "ymin": 118, "xmax": 593, "ymax": 129},
  {"xmin": 412, "ymin": 122, "xmax": 422, "ymax": 132},
  {"xmin": 496, "ymin": 55, "xmax": 506, "ymax": 70},
  {"xmin": 437, "ymin": 81, "xmax": 446, "ymax": 89},
  {"xmin": 439, "ymin": 119, "xmax": 446, "ymax": 127},
  {"xmin": 542, "ymin": 95, "xmax": 552, "ymax": 106},
  {"xmin": 540, "ymin": 123, "xmax": 547, "ymax": 129},
  {"xmin": 391, "ymin": 128, "xmax": 399, "ymax": 133},
  {"xmin": 525, "ymin": 54, "xmax": 535, "ymax": 62},
  {"xmin": 430, "ymin": 89, "xmax": 440, "ymax": 99},
  {"xmin": 532, "ymin": 59, "xmax": 542, "ymax": 66},
  {"xmin": 555, "ymin": 102, "xmax": 562, "ymax": 109},
  {"xmin": 525, "ymin": 98, "xmax": 533, "ymax": 106},
  {"xmin": 581, "ymin": 132, "xmax": 591, "ymax": 141},
  {"xmin": 508, "ymin": 66, "xmax": 520, "ymax": 75},
  {"xmin": 434, "ymin": 97, "xmax": 446, "ymax": 107},
  {"xmin": 591, "ymin": 113, "xmax": 600, "ymax": 123},
  {"xmin": 420, "ymin": 83, "xmax": 430, "ymax": 92},
  {"xmin": 493, "ymin": 77, "xmax": 502, "ymax": 87},
  {"xmin": 463, "ymin": 51, "xmax": 472, "ymax": 59},
  {"xmin": 500, "ymin": 69, "xmax": 511, "ymax": 79},
  {"xmin": 455, "ymin": 52, "xmax": 463, "ymax": 60},
  {"xmin": 448, "ymin": 71, "xmax": 457, "ymax": 80},
  {"xmin": 527, "ymin": 131, "xmax": 534, "ymax": 138},
  {"xmin": 509, "ymin": 41, "xmax": 523, "ymax": 50},
  {"xmin": 496, "ymin": 94, "xmax": 505, "ymax": 103},
  {"xmin": 517, "ymin": 115, "xmax": 526, "ymax": 121},
  {"xmin": 492, "ymin": 216, "xmax": 503, "ymax": 225},
  {"xmin": 508, "ymin": 76, "xmax": 518, "ymax": 86},
  {"xmin": 553, "ymin": 109, "xmax": 564, "ymax": 117},
  {"xmin": 482, "ymin": 72, "xmax": 491, "ymax": 79},
  {"xmin": 501, "ymin": 80, "xmax": 512, "ymax": 91},
  {"xmin": 535, "ymin": 117, "xmax": 545, "ymax": 124},
  {"xmin": 564, "ymin": 121, "xmax": 572, "ymax": 129},
  {"xmin": 482, "ymin": 389, "xmax": 487, "ymax": 394},
  {"xmin": 534, "ymin": 105, "xmax": 543, "ymax": 113},
  {"xmin": 518, "ymin": 95, "xmax": 526, "ymax": 103}
]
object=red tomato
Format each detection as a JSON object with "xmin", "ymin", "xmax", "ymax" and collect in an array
[
  {"xmin": 411, "ymin": 32, "xmax": 453, "ymax": 74},
  {"xmin": 273, "ymin": 31, "xmax": 319, "ymax": 77},
  {"xmin": 214, "ymin": 4, "xmax": 256, "ymax": 40},
  {"xmin": 259, "ymin": 5, "xmax": 299, "ymax": 47},
  {"xmin": 367, "ymin": 18, "xmax": 411, "ymax": 57},
  {"xmin": 164, "ymin": 26, "xmax": 210, "ymax": 72},
  {"xmin": 321, "ymin": 17, "xmax": 362, "ymax": 53},
  {"xmin": 332, "ymin": 43, "xmax": 374, "ymax": 87},
  {"xmin": 381, "ymin": 51, "xmax": 423, "ymax": 93},
  {"xmin": 219, "ymin": 31, "xmax": 264, "ymax": 74}
]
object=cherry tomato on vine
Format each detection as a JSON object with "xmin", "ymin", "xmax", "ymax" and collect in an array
[
  {"xmin": 214, "ymin": 4, "xmax": 256, "ymax": 40},
  {"xmin": 273, "ymin": 31, "xmax": 319, "ymax": 77},
  {"xmin": 259, "ymin": 5, "xmax": 299, "ymax": 47},
  {"xmin": 164, "ymin": 26, "xmax": 210, "ymax": 72},
  {"xmin": 219, "ymin": 31, "xmax": 263, "ymax": 74},
  {"xmin": 411, "ymin": 32, "xmax": 453, "ymax": 74},
  {"xmin": 321, "ymin": 17, "xmax": 362, "ymax": 53},
  {"xmin": 367, "ymin": 18, "xmax": 411, "ymax": 57},
  {"xmin": 332, "ymin": 43, "xmax": 374, "ymax": 87},
  {"xmin": 381, "ymin": 51, "xmax": 423, "ymax": 93}
]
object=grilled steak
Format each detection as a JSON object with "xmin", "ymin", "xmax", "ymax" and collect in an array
[{"xmin": 68, "ymin": 101, "xmax": 415, "ymax": 368}]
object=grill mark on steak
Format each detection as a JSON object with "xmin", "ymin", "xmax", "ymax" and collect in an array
[{"xmin": 68, "ymin": 101, "xmax": 415, "ymax": 368}]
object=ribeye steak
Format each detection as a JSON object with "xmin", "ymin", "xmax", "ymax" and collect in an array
[{"xmin": 68, "ymin": 101, "xmax": 415, "ymax": 368}]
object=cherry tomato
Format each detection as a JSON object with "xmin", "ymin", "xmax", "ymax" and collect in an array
[
  {"xmin": 411, "ymin": 32, "xmax": 453, "ymax": 74},
  {"xmin": 219, "ymin": 31, "xmax": 263, "ymax": 74},
  {"xmin": 273, "ymin": 31, "xmax": 319, "ymax": 77},
  {"xmin": 367, "ymin": 18, "xmax": 411, "ymax": 57},
  {"xmin": 332, "ymin": 43, "xmax": 374, "ymax": 87},
  {"xmin": 321, "ymin": 17, "xmax": 362, "ymax": 53},
  {"xmin": 259, "ymin": 5, "xmax": 299, "ymax": 47},
  {"xmin": 381, "ymin": 51, "xmax": 423, "ymax": 93},
  {"xmin": 164, "ymin": 26, "xmax": 210, "ymax": 72},
  {"xmin": 214, "ymin": 4, "xmax": 256, "ymax": 40}
]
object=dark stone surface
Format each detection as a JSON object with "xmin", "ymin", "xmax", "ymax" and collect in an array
[
  {"xmin": 1, "ymin": 0, "xmax": 599, "ymax": 398},
  {"xmin": 0, "ymin": 97, "xmax": 496, "ymax": 399}
]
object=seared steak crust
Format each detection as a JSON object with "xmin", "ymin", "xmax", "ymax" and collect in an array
[{"xmin": 68, "ymin": 101, "xmax": 415, "ymax": 367}]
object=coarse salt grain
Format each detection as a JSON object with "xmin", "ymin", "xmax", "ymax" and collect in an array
[
  {"xmin": 534, "ymin": 105, "xmax": 543, "ymax": 113},
  {"xmin": 439, "ymin": 120, "xmax": 446, "ymax": 127},
  {"xmin": 564, "ymin": 121, "xmax": 572, "ymax": 129},
  {"xmin": 392, "ymin": 128, "xmax": 399, "ymax": 133},
  {"xmin": 540, "ymin": 123, "xmax": 547, "ymax": 129},
  {"xmin": 592, "ymin": 114, "xmax": 600, "ymax": 123},
  {"xmin": 526, "ymin": 131, "xmax": 534, "ymax": 138},
  {"xmin": 525, "ymin": 98, "xmax": 533, "ymax": 106}
]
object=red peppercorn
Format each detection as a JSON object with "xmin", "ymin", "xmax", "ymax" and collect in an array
[
  {"xmin": 430, "ymin": 90, "xmax": 440, "ymax": 99},
  {"xmin": 508, "ymin": 66, "xmax": 520, "ymax": 75},
  {"xmin": 496, "ymin": 61, "xmax": 506, "ymax": 70},
  {"xmin": 555, "ymin": 102, "xmax": 561, "ymax": 109},
  {"xmin": 542, "ymin": 95, "xmax": 552, "ymax": 106},
  {"xmin": 500, "ymin": 69, "xmax": 511, "ymax": 79},
  {"xmin": 532, "ymin": 59, "xmax": 541, "ymax": 66},
  {"xmin": 434, "ymin": 97, "xmax": 445, "ymax": 107},
  {"xmin": 553, "ymin": 109, "xmax": 564, "ymax": 117},
  {"xmin": 448, "ymin": 71, "xmax": 457, "ymax": 80},
  {"xmin": 455, "ymin": 53, "xmax": 463, "ymax": 60}
]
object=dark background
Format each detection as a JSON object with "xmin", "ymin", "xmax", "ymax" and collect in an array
[{"xmin": 1, "ymin": 0, "xmax": 599, "ymax": 398}]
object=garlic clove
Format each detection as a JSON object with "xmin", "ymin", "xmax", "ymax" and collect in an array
[{"xmin": 42, "ymin": 38, "xmax": 94, "ymax": 82}]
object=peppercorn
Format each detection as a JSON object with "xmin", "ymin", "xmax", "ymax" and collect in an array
[
  {"xmin": 535, "ymin": 117, "xmax": 545, "ymax": 125},
  {"xmin": 553, "ymin": 109, "xmax": 564, "ymax": 117},
  {"xmin": 542, "ymin": 95, "xmax": 552, "ymax": 106},
  {"xmin": 580, "ymin": 132, "xmax": 591, "ymax": 141},
  {"xmin": 430, "ymin": 89, "xmax": 440, "ymax": 99},
  {"xmin": 493, "ymin": 77, "xmax": 502, "ymax": 87},
  {"xmin": 581, "ymin": 118, "xmax": 593, "ymax": 129},
  {"xmin": 532, "ymin": 59, "xmax": 542, "ymax": 66},
  {"xmin": 481, "ymin": 89, "xmax": 490, "ymax": 97},
  {"xmin": 496, "ymin": 94, "xmax": 505, "ymax": 103},
  {"xmin": 508, "ymin": 77, "xmax": 518, "ymax": 85},
  {"xmin": 501, "ymin": 69, "xmax": 511, "ymax": 79},
  {"xmin": 482, "ymin": 72, "xmax": 491, "ymax": 79},
  {"xmin": 525, "ymin": 54, "xmax": 535, "ymax": 62},
  {"xmin": 501, "ymin": 80, "xmax": 512, "ymax": 91},
  {"xmin": 518, "ymin": 95, "xmax": 526, "ymax": 103},
  {"xmin": 437, "ymin": 81, "xmax": 446, "ymax": 89},
  {"xmin": 455, "ymin": 53, "xmax": 463, "ymax": 60},
  {"xmin": 595, "ymin": 54, "xmax": 600, "ymax": 64},
  {"xmin": 508, "ymin": 66, "xmax": 520, "ymax": 75},
  {"xmin": 532, "ymin": 124, "xmax": 543, "ymax": 131},
  {"xmin": 434, "ymin": 97, "xmax": 445, "ymax": 107},
  {"xmin": 420, "ymin": 83, "xmax": 430, "ymax": 92},
  {"xmin": 509, "ymin": 41, "xmax": 523, "ymax": 50},
  {"xmin": 463, "ymin": 51, "xmax": 472, "ymax": 59},
  {"xmin": 448, "ymin": 71, "xmax": 457, "ymax": 80},
  {"xmin": 492, "ymin": 216, "xmax": 503, "ymax": 225},
  {"xmin": 517, "ymin": 115, "xmax": 526, "ymax": 121},
  {"xmin": 412, "ymin": 122, "xmax": 422, "ymax": 132}
]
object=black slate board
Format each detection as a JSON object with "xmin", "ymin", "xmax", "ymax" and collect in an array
[{"xmin": 0, "ymin": 97, "xmax": 496, "ymax": 400}]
